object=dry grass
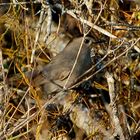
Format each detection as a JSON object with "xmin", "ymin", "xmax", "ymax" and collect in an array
[{"xmin": 0, "ymin": 0, "xmax": 140, "ymax": 139}]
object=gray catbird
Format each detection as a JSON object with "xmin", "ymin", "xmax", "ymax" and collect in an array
[{"xmin": 9, "ymin": 36, "xmax": 94, "ymax": 99}]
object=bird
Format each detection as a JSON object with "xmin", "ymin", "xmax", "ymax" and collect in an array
[{"xmin": 25, "ymin": 36, "xmax": 94, "ymax": 99}]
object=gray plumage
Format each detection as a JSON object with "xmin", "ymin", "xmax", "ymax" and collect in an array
[{"xmin": 28, "ymin": 36, "xmax": 94, "ymax": 97}]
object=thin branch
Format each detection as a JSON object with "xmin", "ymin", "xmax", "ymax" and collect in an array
[{"xmin": 105, "ymin": 72, "xmax": 125, "ymax": 140}]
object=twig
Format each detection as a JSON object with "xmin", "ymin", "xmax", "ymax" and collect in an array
[
  {"xmin": 63, "ymin": 35, "xmax": 87, "ymax": 89},
  {"xmin": 3, "ymin": 88, "xmax": 30, "ymax": 133},
  {"xmin": 30, "ymin": 6, "xmax": 48, "ymax": 63},
  {"xmin": 43, "ymin": 6, "xmax": 52, "ymax": 43},
  {"xmin": 0, "ymin": 91, "xmax": 68, "ymax": 138},
  {"xmin": 0, "ymin": 49, "xmax": 8, "ymax": 131},
  {"xmin": 66, "ymin": 10, "xmax": 117, "ymax": 39},
  {"xmin": 0, "ymin": 1, "xmax": 38, "ymax": 6},
  {"xmin": 105, "ymin": 72, "xmax": 125, "ymax": 140},
  {"xmin": 69, "ymin": 37, "xmax": 140, "ymax": 89}
]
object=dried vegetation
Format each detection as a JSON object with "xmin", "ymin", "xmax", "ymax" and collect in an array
[{"xmin": 0, "ymin": 0, "xmax": 140, "ymax": 139}]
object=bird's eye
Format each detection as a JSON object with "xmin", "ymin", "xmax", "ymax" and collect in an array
[
  {"xmin": 84, "ymin": 38, "xmax": 90, "ymax": 44},
  {"xmin": 84, "ymin": 37, "xmax": 93, "ymax": 46}
]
